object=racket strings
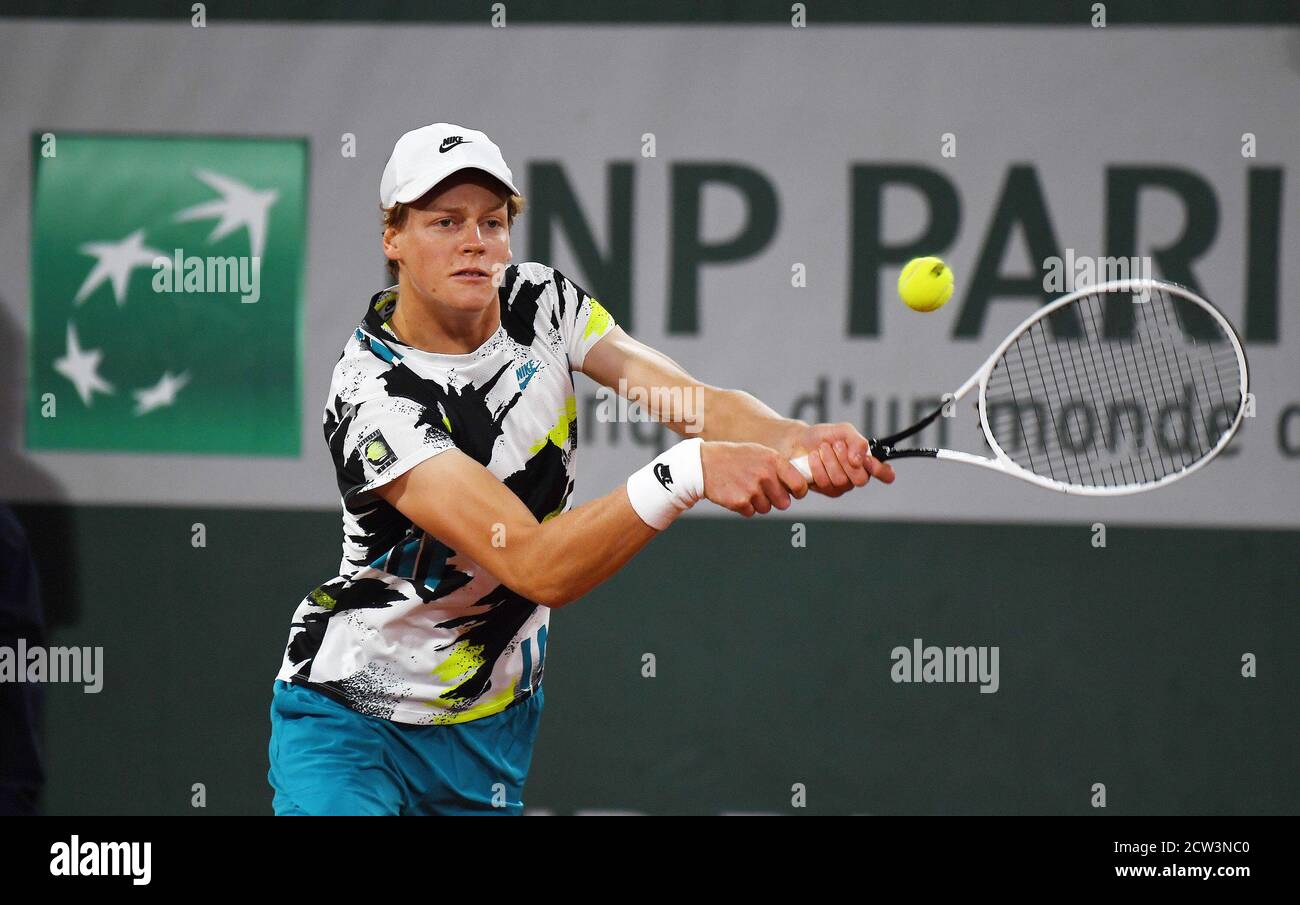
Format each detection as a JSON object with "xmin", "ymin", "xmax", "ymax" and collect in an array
[{"xmin": 983, "ymin": 287, "xmax": 1243, "ymax": 488}]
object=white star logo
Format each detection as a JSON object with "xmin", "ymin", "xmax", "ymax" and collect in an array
[
  {"xmin": 53, "ymin": 322, "xmax": 114, "ymax": 406},
  {"xmin": 74, "ymin": 229, "xmax": 170, "ymax": 306},
  {"xmin": 133, "ymin": 370, "xmax": 191, "ymax": 416},
  {"xmin": 175, "ymin": 169, "xmax": 278, "ymax": 258}
]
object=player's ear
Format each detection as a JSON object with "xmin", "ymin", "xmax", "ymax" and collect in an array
[{"xmin": 382, "ymin": 225, "xmax": 402, "ymax": 263}]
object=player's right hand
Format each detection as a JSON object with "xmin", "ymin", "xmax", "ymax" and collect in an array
[{"xmin": 700, "ymin": 441, "xmax": 809, "ymax": 518}]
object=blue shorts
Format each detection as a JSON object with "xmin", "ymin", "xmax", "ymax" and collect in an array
[{"xmin": 267, "ymin": 680, "xmax": 544, "ymax": 816}]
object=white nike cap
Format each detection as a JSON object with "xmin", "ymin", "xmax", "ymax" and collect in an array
[{"xmin": 380, "ymin": 123, "xmax": 520, "ymax": 208}]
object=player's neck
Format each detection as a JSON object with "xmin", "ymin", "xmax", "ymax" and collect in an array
[{"xmin": 388, "ymin": 281, "xmax": 500, "ymax": 355}]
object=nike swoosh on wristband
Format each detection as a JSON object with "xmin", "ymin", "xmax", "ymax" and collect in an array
[{"xmin": 654, "ymin": 463, "xmax": 673, "ymax": 490}]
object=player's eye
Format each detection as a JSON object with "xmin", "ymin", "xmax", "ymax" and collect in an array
[
  {"xmin": 435, "ymin": 218, "xmax": 455, "ymax": 228},
  {"xmin": 486, "ymin": 219, "xmax": 503, "ymax": 229}
]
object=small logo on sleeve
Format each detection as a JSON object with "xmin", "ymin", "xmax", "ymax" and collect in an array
[
  {"xmin": 653, "ymin": 463, "xmax": 673, "ymax": 491},
  {"xmin": 359, "ymin": 429, "xmax": 399, "ymax": 473}
]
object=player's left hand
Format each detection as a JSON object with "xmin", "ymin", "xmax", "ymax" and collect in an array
[{"xmin": 785, "ymin": 422, "xmax": 895, "ymax": 498}]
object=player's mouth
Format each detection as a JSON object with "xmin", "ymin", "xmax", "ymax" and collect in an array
[{"xmin": 451, "ymin": 267, "xmax": 491, "ymax": 283}]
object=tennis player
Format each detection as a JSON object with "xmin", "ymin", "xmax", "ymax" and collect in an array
[{"xmin": 267, "ymin": 123, "xmax": 895, "ymax": 816}]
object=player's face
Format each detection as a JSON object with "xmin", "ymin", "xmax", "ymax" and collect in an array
[{"xmin": 386, "ymin": 172, "xmax": 511, "ymax": 314}]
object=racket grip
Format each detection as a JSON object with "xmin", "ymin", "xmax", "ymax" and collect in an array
[
  {"xmin": 790, "ymin": 455, "xmax": 813, "ymax": 481},
  {"xmin": 791, "ymin": 441, "xmax": 886, "ymax": 482}
]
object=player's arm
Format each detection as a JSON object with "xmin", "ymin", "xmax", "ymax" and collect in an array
[
  {"xmin": 374, "ymin": 449, "xmax": 654, "ymax": 609},
  {"xmin": 579, "ymin": 325, "xmax": 784, "ymax": 443},
  {"xmin": 579, "ymin": 326, "xmax": 894, "ymax": 494},
  {"xmin": 373, "ymin": 439, "xmax": 807, "ymax": 608}
]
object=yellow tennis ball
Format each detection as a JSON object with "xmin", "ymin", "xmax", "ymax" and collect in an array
[{"xmin": 898, "ymin": 256, "xmax": 954, "ymax": 312}]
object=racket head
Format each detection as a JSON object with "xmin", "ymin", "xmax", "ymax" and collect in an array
[{"xmin": 974, "ymin": 279, "xmax": 1248, "ymax": 496}]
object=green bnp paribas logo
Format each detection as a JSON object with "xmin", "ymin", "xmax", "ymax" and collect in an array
[{"xmin": 27, "ymin": 133, "xmax": 307, "ymax": 455}]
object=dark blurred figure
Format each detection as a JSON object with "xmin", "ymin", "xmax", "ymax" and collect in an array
[{"xmin": 0, "ymin": 504, "xmax": 44, "ymax": 815}]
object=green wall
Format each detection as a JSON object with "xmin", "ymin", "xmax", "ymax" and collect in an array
[{"xmin": 10, "ymin": 504, "xmax": 1298, "ymax": 815}]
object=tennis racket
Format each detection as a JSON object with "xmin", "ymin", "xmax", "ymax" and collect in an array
[{"xmin": 790, "ymin": 278, "xmax": 1249, "ymax": 495}]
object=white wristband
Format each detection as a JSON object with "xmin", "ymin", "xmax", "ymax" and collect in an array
[{"xmin": 625, "ymin": 438, "xmax": 705, "ymax": 530}]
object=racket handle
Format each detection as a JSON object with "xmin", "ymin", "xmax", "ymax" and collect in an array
[
  {"xmin": 790, "ymin": 455, "xmax": 813, "ymax": 481},
  {"xmin": 790, "ymin": 441, "xmax": 888, "ymax": 482}
]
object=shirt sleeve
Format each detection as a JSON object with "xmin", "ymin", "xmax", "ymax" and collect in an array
[
  {"xmin": 552, "ymin": 267, "xmax": 617, "ymax": 373},
  {"xmin": 331, "ymin": 393, "xmax": 457, "ymax": 507}
]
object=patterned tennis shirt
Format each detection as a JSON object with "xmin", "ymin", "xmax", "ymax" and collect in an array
[{"xmin": 276, "ymin": 262, "xmax": 616, "ymax": 724}]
